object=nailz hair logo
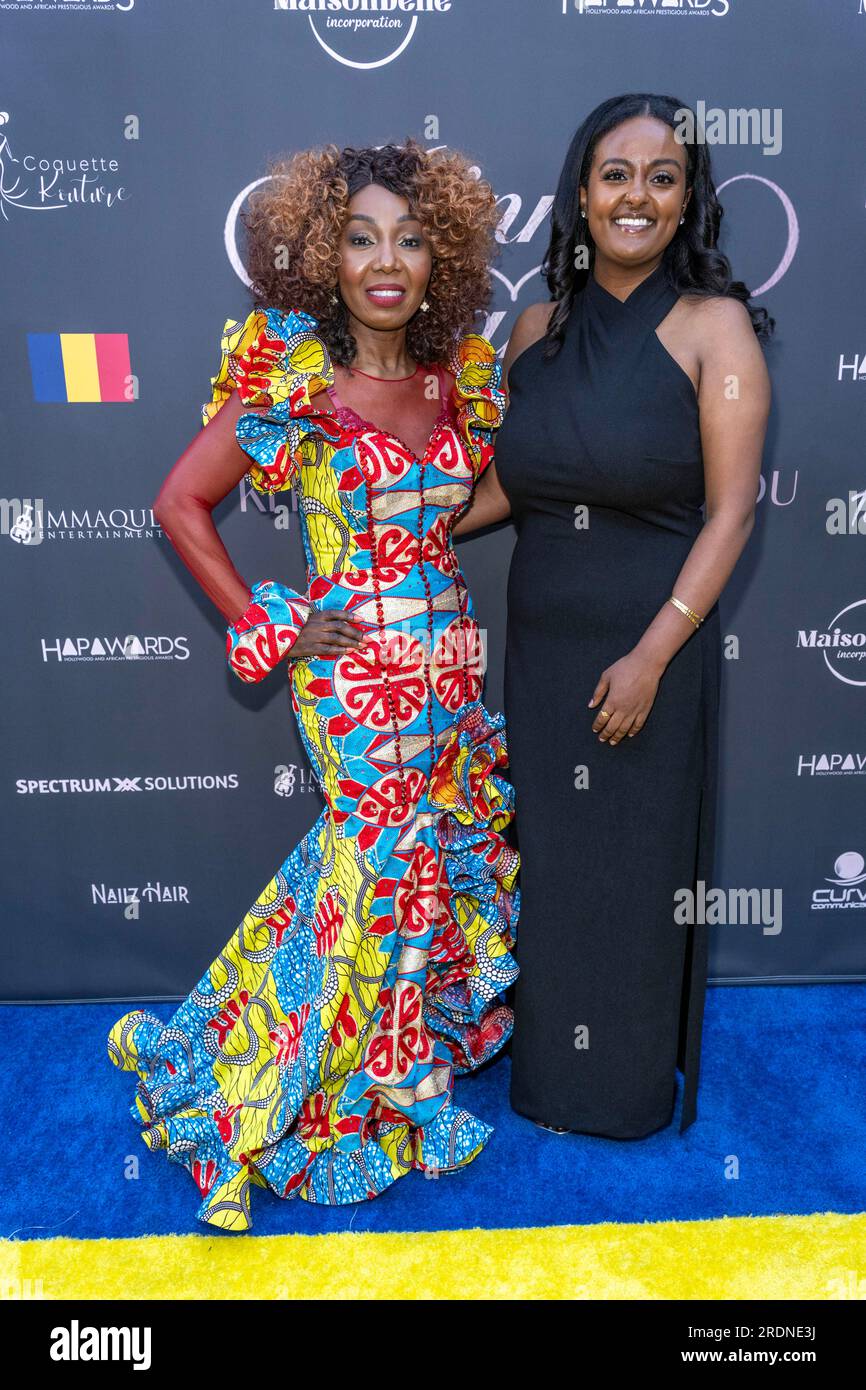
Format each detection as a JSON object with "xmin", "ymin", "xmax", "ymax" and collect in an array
[{"xmin": 274, "ymin": 1, "xmax": 453, "ymax": 70}]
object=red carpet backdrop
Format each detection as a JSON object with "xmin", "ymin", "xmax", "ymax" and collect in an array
[{"xmin": 1, "ymin": 0, "xmax": 864, "ymax": 1003}]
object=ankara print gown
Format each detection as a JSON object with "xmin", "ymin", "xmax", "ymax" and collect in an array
[{"xmin": 106, "ymin": 305, "xmax": 520, "ymax": 1231}]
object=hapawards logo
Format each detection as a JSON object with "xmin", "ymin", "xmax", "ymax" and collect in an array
[
  {"xmin": 567, "ymin": 0, "xmax": 731, "ymax": 17},
  {"xmin": 797, "ymin": 753, "xmax": 866, "ymax": 777},
  {"xmin": 40, "ymin": 635, "xmax": 190, "ymax": 662},
  {"xmin": 811, "ymin": 851, "xmax": 866, "ymax": 912},
  {"xmin": 837, "ymin": 352, "xmax": 866, "ymax": 382},
  {"xmin": 797, "ymin": 600, "xmax": 866, "ymax": 687},
  {"xmin": 275, "ymin": 0, "xmax": 452, "ymax": 69}
]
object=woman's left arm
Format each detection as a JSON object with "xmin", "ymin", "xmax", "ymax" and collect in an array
[{"xmin": 589, "ymin": 297, "xmax": 771, "ymax": 744}]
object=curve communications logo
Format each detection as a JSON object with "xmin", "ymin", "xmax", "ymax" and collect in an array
[
  {"xmin": 275, "ymin": 0, "xmax": 452, "ymax": 70},
  {"xmin": 811, "ymin": 852, "xmax": 866, "ymax": 912},
  {"xmin": 797, "ymin": 599, "xmax": 866, "ymax": 687}
]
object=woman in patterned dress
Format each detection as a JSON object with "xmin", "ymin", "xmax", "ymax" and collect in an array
[{"xmin": 106, "ymin": 142, "xmax": 519, "ymax": 1231}]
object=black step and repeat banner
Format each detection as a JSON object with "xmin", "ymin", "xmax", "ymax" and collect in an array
[{"xmin": 2, "ymin": 0, "xmax": 864, "ymax": 1002}]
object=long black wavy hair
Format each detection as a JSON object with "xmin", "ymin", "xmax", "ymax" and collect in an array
[{"xmin": 540, "ymin": 93, "xmax": 775, "ymax": 360}]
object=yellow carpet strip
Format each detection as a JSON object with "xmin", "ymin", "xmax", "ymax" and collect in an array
[{"xmin": 2, "ymin": 1212, "xmax": 864, "ymax": 1301}]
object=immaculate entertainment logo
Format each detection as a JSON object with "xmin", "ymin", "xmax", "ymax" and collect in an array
[
  {"xmin": 796, "ymin": 600, "xmax": 866, "ymax": 687},
  {"xmin": 3, "ymin": 499, "xmax": 163, "ymax": 546},
  {"xmin": 275, "ymin": 764, "xmax": 318, "ymax": 796},
  {"xmin": 275, "ymin": 0, "xmax": 453, "ymax": 69}
]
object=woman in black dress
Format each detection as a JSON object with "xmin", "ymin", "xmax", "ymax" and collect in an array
[{"xmin": 454, "ymin": 94, "xmax": 772, "ymax": 1138}]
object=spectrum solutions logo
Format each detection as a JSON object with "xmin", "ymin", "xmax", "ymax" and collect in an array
[{"xmin": 274, "ymin": 1, "xmax": 453, "ymax": 69}]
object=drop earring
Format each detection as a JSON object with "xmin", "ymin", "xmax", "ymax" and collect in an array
[{"xmin": 419, "ymin": 299, "xmax": 430, "ymax": 313}]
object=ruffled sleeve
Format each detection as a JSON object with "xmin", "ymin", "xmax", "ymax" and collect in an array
[
  {"xmin": 448, "ymin": 333, "xmax": 507, "ymax": 476},
  {"xmin": 201, "ymin": 306, "xmax": 344, "ymax": 494}
]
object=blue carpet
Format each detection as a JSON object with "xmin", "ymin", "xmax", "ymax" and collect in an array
[{"xmin": 2, "ymin": 984, "xmax": 863, "ymax": 1240}]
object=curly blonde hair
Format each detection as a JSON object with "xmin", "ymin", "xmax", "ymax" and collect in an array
[{"xmin": 241, "ymin": 139, "xmax": 500, "ymax": 367}]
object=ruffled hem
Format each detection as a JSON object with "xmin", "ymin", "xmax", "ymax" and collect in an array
[
  {"xmin": 108, "ymin": 1008, "xmax": 494, "ymax": 1230},
  {"xmin": 106, "ymin": 698, "xmax": 518, "ymax": 1231},
  {"xmin": 424, "ymin": 699, "xmax": 519, "ymax": 1071}
]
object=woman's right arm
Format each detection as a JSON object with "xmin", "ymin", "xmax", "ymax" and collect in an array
[
  {"xmin": 154, "ymin": 392, "xmax": 264, "ymax": 625},
  {"xmin": 156, "ymin": 393, "xmax": 365, "ymax": 666},
  {"xmin": 451, "ymin": 459, "xmax": 512, "ymax": 536}
]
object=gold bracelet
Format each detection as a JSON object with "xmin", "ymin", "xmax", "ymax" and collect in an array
[{"xmin": 669, "ymin": 595, "xmax": 703, "ymax": 628}]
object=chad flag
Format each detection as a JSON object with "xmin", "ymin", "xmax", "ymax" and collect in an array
[{"xmin": 28, "ymin": 331, "xmax": 132, "ymax": 402}]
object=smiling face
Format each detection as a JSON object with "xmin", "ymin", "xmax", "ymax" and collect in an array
[
  {"xmin": 336, "ymin": 183, "xmax": 433, "ymax": 332},
  {"xmin": 580, "ymin": 115, "xmax": 691, "ymax": 276}
]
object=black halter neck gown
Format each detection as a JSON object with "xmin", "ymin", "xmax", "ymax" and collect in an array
[{"xmin": 495, "ymin": 262, "xmax": 721, "ymax": 1137}]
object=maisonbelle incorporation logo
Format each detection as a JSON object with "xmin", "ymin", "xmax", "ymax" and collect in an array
[
  {"xmin": 797, "ymin": 599, "xmax": 866, "ymax": 687},
  {"xmin": 274, "ymin": 0, "xmax": 454, "ymax": 69}
]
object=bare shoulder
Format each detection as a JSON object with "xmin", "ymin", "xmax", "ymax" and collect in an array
[
  {"xmin": 677, "ymin": 294, "xmax": 770, "ymax": 413},
  {"xmin": 677, "ymin": 293, "xmax": 758, "ymax": 354},
  {"xmin": 503, "ymin": 300, "xmax": 557, "ymax": 378}
]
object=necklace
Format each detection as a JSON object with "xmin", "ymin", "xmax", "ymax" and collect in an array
[{"xmin": 350, "ymin": 364, "xmax": 421, "ymax": 383}]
